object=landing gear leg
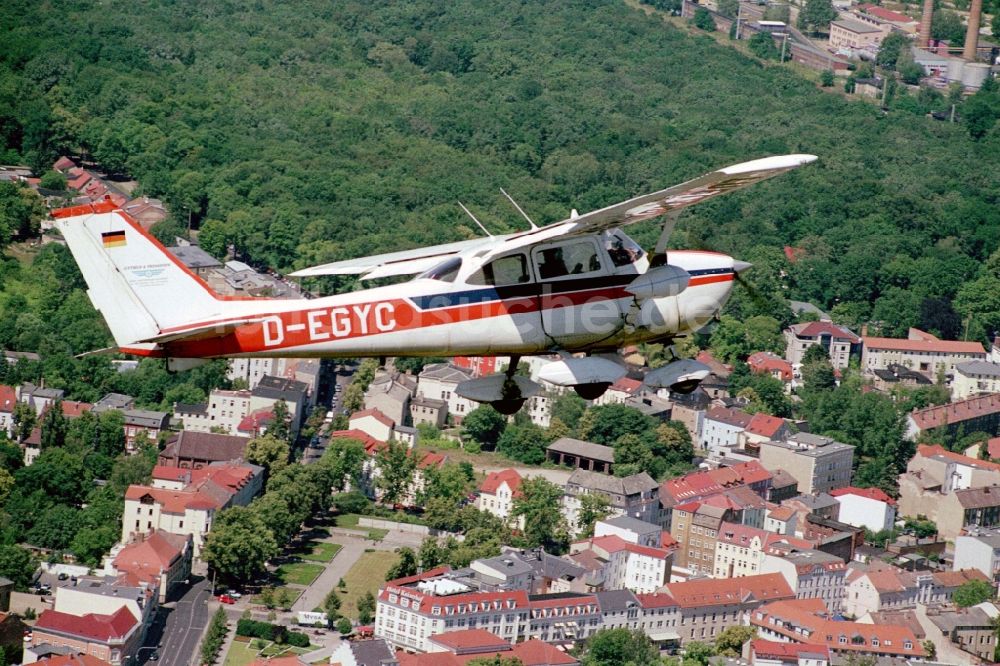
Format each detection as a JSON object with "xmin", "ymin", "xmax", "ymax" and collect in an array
[{"xmin": 490, "ymin": 355, "xmax": 526, "ymax": 415}]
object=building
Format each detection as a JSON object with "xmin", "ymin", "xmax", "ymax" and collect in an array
[
  {"xmin": 713, "ymin": 523, "xmax": 772, "ymax": 578},
  {"xmin": 569, "ymin": 535, "xmax": 673, "ymax": 593},
  {"xmin": 898, "ymin": 444, "xmax": 1000, "ymax": 538},
  {"xmin": 364, "ymin": 371, "xmax": 415, "ymax": 426},
  {"xmin": 122, "ymin": 462, "xmax": 263, "ymax": 556},
  {"xmin": 760, "ymin": 550, "xmax": 847, "ymax": 612},
  {"xmin": 397, "ymin": 630, "xmax": 579, "ymax": 665},
  {"xmin": 871, "ymin": 364, "xmax": 932, "ymax": 393},
  {"xmin": 952, "ymin": 529, "xmax": 1000, "ymax": 583},
  {"xmin": 925, "ymin": 603, "xmax": 998, "ymax": 661},
  {"xmin": 758, "ymin": 433, "xmax": 854, "ymax": 495},
  {"xmin": 476, "ymin": 468, "xmax": 523, "ymax": 525},
  {"xmin": 784, "ymin": 322, "xmax": 860, "ymax": 371},
  {"xmin": 701, "ymin": 406, "xmax": 752, "ymax": 457},
  {"xmin": 593, "ymin": 515, "xmax": 661, "ymax": 548},
  {"xmin": 326, "ymin": 638, "xmax": 399, "ymax": 666},
  {"xmin": 660, "ymin": 460, "xmax": 773, "ymax": 533},
  {"xmin": 251, "ymin": 375, "xmax": 309, "ymax": 436},
  {"xmin": 862, "ymin": 328, "xmax": 986, "ymax": 379},
  {"xmin": 563, "ymin": 470, "xmax": 660, "ymax": 531},
  {"xmin": 166, "ymin": 245, "xmax": 222, "ymax": 277},
  {"xmin": 547, "ymin": 438, "xmax": 615, "ymax": 474},
  {"xmin": 747, "ymin": 352, "xmax": 793, "ymax": 383},
  {"xmin": 157, "ymin": 431, "xmax": 251, "ymax": 469},
  {"xmin": 672, "ymin": 496, "xmax": 738, "ymax": 575},
  {"xmin": 107, "ymin": 530, "xmax": 193, "ymax": 603},
  {"xmin": 19, "ymin": 383, "xmax": 65, "ymax": 416},
  {"xmin": 953, "ymin": 360, "xmax": 1000, "ymax": 400},
  {"xmin": 829, "ymin": 18, "xmax": 887, "ymax": 53},
  {"xmin": 0, "ymin": 385, "xmax": 16, "ymax": 438},
  {"xmin": 741, "ymin": 414, "xmax": 790, "ymax": 453},
  {"xmin": 829, "ymin": 487, "xmax": 896, "ymax": 533},
  {"xmin": 416, "ymin": 363, "xmax": 476, "ymax": 423},
  {"xmin": 842, "ymin": 566, "xmax": 989, "ymax": 618},
  {"xmin": 907, "ymin": 393, "xmax": 1000, "ymax": 441},
  {"xmin": 410, "ymin": 395, "xmax": 447, "ymax": 429},
  {"xmin": 751, "ymin": 598, "xmax": 924, "ymax": 659},
  {"xmin": 748, "ymin": 639, "xmax": 831, "ymax": 666},
  {"xmin": 122, "ymin": 410, "xmax": 169, "ymax": 452},
  {"xmin": 30, "ymin": 606, "xmax": 141, "ymax": 666},
  {"xmin": 665, "ymin": 573, "xmax": 795, "ymax": 643}
]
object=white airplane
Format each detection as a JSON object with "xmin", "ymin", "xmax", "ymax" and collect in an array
[{"xmin": 54, "ymin": 154, "xmax": 816, "ymax": 413}]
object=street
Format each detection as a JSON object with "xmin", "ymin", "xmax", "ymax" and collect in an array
[{"xmin": 141, "ymin": 576, "xmax": 212, "ymax": 666}]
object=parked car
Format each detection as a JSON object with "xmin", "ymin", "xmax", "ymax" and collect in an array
[
  {"xmin": 57, "ymin": 573, "xmax": 69, "ymax": 581},
  {"xmin": 218, "ymin": 594, "xmax": 237, "ymax": 604},
  {"xmin": 225, "ymin": 589, "xmax": 242, "ymax": 599}
]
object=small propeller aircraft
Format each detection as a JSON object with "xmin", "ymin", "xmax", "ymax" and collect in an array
[{"xmin": 54, "ymin": 154, "xmax": 816, "ymax": 414}]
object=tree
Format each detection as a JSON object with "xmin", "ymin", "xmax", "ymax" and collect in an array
[
  {"xmin": 717, "ymin": 0, "xmax": 739, "ymax": 18},
  {"xmin": 200, "ymin": 607, "xmax": 228, "ymax": 665},
  {"xmin": 319, "ymin": 437, "xmax": 367, "ymax": 491},
  {"xmin": 39, "ymin": 399, "xmax": 67, "ymax": 449},
  {"xmin": 749, "ymin": 32, "xmax": 780, "ymax": 60},
  {"xmin": 496, "ymin": 422, "xmax": 548, "ymax": 464},
  {"xmin": 418, "ymin": 536, "xmax": 444, "ymax": 571},
  {"xmin": 386, "ymin": 547, "xmax": 418, "ymax": 581},
  {"xmin": 12, "ymin": 402, "xmax": 35, "ymax": 443},
  {"xmin": 202, "ymin": 506, "xmax": 279, "ymax": 583},
  {"xmin": 357, "ymin": 591, "xmax": 377, "ymax": 624},
  {"xmin": 337, "ymin": 617, "xmax": 353, "ymax": 634},
  {"xmin": 797, "ymin": 0, "xmax": 837, "ymax": 33},
  {"xmin": 269, "ymin": 399, "xmax": 292, "ymax": 441},
  {"xmin": 692, "ymin": 7, "xmax": 716, "ymax": 31},
  {"xmin": 582, "ymin": 628, "xmax": 660, "ymax": 666},
  {"xmin": 877, "ymin": 32, "xmax": 910, "ymax": 70},
  {"xmin": 245, "ymin": 433, "xmax": 291, "ymax": 477},
  {"xmin": 953, "ymin": 579, "xmax": 994, "ymax": 607},
  {"xmin": 0, "ymin": 545, "xmax": 36, "ymax": 589},
  {"xmin": 462, "ymin": 405, "xmax": 507, "ymax": 447},
  {"xmin": 932, "ymin": 9, "xmax": 965, "ymax": 45},
  {"xmin": 550, "ymin": 392, "xmax": 587, "ymax": 432},
  {"xmin": 716, "ymin": 625, "xmax": 757, "ymax": 656},
  {"xmin": 685, "ymin": 641, "xmax": 717, "ymax": 665},
  {"xmin": 820, "ymin": 70, "xmax": 835, "ymax": 87},
  {"xmin": 322, "ymin": 589, "xmax": 342, "ymax": 624},
  {"xmin": 580, "ymin": 405, "xmax": 656, "ymax": 447},
  {"xmin": 513, "ymin": 477, "xmax": 569, "ymax": 552},
  {"xmin": 576, "ymin": 492, "xmax": 612, "ymax": 538},
  {"xmin": 763, "ymin": 3, "xmax": 790, "ymax": 22},
  {"xmin": 375, "ymin": 439, "xmax": 416, "ymax": 506},
  {"xmin": 38, "ymin": 171, "xmax": 66, "ymax": 190}
]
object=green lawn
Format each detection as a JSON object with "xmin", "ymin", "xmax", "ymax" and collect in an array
[
  {"xmin": 223, "ymin": 640, "xmax": 313, "ymax": 666},
  {"xmin": 339, "ymin": 551, "xmax": 398, "ymax": 620},
  {"xmin": 299, "ymin": 542, "xmax": 342, "ymax": 563},
  {"xmin": 276, "ymin": 562, "xmax": 325, "ymax": 586},
  {"xmin": 334, "ymin": 513, "xmax": 361, "ymax": 528},
  {"xmin": 250, "ymin": 585, "xmax": 302, "ymax": 607}
]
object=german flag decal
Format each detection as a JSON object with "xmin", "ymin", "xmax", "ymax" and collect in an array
[{"xmin": 102, "ymin": 230, "xmax": 127, "ymax": 248}]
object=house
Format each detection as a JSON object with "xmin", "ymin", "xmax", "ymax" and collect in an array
[
  {"xmin": 765, "ymin": 505, "xmax": 798, "ymax": 536},
  {"xmin": 27, "ymin": 654, "xmax": 115, "ymax": 666},
  {"xmin": 562, "ymin": 470, "xmax": 660, "ymax": 530},
  {"xmin": 758, "ymin": 433, "xmax": 854, "ymax": 495},
  {"xmin": 664, "ymin": 573, "xmax": 795, "ymax": 644},
  {"xmin": 350, "ymin": 409, "xmax": 397, "ymax": 443},
  {"xmin": 897, "ymin": 444, "xmax": 1000, "ymax": 538},
  {"xmin": 784, "ymin": 322, "xmax": 860, "ymax": 371},
  {"xmin": 671, "ymin": 496, "xmax": 740, "ymax": 575},
  {"xmin": 750, "ymin": 598, "xmax": 924, "ymax": 659},
  {"xmin": 122, "ymin": 410, "xmax": 169, "ymax": 452},
  {"xmin": 251, "ymin": 375, "xmax": 309, "ymax": 437},
  {"xmin": 416, "ymin": 363, "xmax": 476, "ymax": 423},
  {"xmin": 593, "ymin": 377, "xmax": 644, "ymax": 406},
  {"xmin": 829, "ymin": 487, "xmax": 896, "ymax": 533},
  {"xmin": 748, "ymin": 639, "xmax": 831, "ymax": 666},
  {"xmin": 30, "ymin": 606, "xmax": 142, "ymax": 666},
  {"xmin": 828, "ymin": 18, "xmax": 887, "ymax": 53},
  {"xmin": 760, "ymin": 549, "xmax": 847, "ymax": 612},
  {"xmin": 925, "ymin": 603, "xmax": 998, "ymax": 661},
  {"xmin": 166, "ymin": 245, "xmax": 222, "ymax": 277},
  {"xmin": 107, "ymin": 530, "xmax": 193, "ymax": 603},
  {"xmin": 157, "ymin": 431, "xmax": 251, "ymax": 469},
  {"xmin": 365, "ymin": 372, "xmax": 415, "ymax": 426},
  {"xmin": 748, "ymin": 352, "xmax": 794, "ymax": 383},
  {"xmin": 952, "ymin": 529, "xmax": 1000, "ymax": 583},
  {"xmin": 660, "ymin": 460, "xmax": 773, "ymax": 532},
  {"xmin": 953, "ymin": 360, "xmax": 1000, "ymax": 400},
  {"xmin": 173, "ymin": 402, "xmax": 211, "ymax": 432},
  {"xmin": 701, "ymin": 406, "xmax": 753, "ymax": 457},
  {"xmin": 93, "ymin": 393, "xmax": 135, "ymax": 413},
  {"xmin": 842, "ymin": 566, "xmax": 989, "ymax": 618},
  {"xmin": 327, "ymin": 638, "xmax": 399, "ymax": 666},
  {"xmin": 569, "ymin": 535, "xmax": 673, "ymax": 593},
  {"xmin": 0, "ymin": 385, "xmax": 17, "ymax": 437},
  {"xmin": 476, "ymin": 468, "xmax": 523, "ymax": 525},
  {"xmin": 19, "ymin": 383, "xmax": 65, "ymax": 416},
  {"xmin": 409, "ymin": 395, "xmax": 446, "ymax": 428},
  {"xmin": 396, "ymin": 630, "xmax": 579, "ymax": 665},
  {"xmin": 52, "ymin": 576, "xmax": 157, "ymax": 637},
  {"xmin": 593, "ymin": 515, "xmax": 662, "ymax": 548},
  {"xmin": 871, "ymin": 364, "xmax": 932, "ymax": 392},
  {"xmin": 906, "ymin": 393, "xmax": 1000, "ymax": 441},
  {"xmin": 122, "ymin": 462, "xmax": 264, "ymax": 556},
  {"xmin": 546, "ymin": 437, "xmax": 615, "ymax": 474},
  {"xmin": 740, "ymin": 413, "xmax": 789, "ymax": 452},
  {"xmin": 862, "ymin": 328, "xmax": 986, "ymax": 379},
  {"xmin": 770, "ymin": 470, "xmax": 799, "ymax": 503}
]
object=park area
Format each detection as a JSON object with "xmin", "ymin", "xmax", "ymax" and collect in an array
[
  {"xmin": 223, "ymin": 638, "xmax": 314, "ymax": 666},
  {"xmin": 340, "ymin": 550, "xmax": 397, "ymax": 620}
]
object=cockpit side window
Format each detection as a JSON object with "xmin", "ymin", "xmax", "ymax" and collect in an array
[
  {"xmin": 418, "ymin": 256, "xmax": 462, "ymax": 282},
  {"xmin": 468, "ymin": 253, "xmax": 529, "ymax": 286},
  {"xmin": 535, "ymin": 240, "xmax": 602, "ymax": 280},
  {"xmin": 604, "ymin": 231, "xmax": 644, "ymax": 267}
]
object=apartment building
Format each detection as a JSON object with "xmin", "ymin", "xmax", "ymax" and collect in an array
[
  {"xmin": 862, "ymin": 328, "xmax": 985, "ymax": 379},
  {"xmin": 665, "ymin": 574, "xmax": 795, "ymax": 643},
  {"xmin": 784, "ymin": 321, "xmax": 860, "ymax": 371},
  {"xmin": 758, "ymin": 433, "xmax": 854, "ymax": 495},
  {"xmin": 563, "ymin": 470, "xmax": 660, "ymax": 530},
  {"xmin": 760, "ymin": 550, "xmax": 847, "ymax": 612}
]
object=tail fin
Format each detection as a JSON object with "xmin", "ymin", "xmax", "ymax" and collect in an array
[{"xmin": 53, "ymin": 202, "xmax": 230, "ymax": 347}]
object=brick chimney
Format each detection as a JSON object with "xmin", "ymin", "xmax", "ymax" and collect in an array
[
  {"xmin": 963, "ymin": 0, "xmax": 983, "ymax": 61},
  {"xmin": 918, "ymin": 0, "xmax": 934, "ymax": 48}
]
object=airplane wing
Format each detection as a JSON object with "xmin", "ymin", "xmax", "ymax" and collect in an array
[
  {"xmin": 503, "ymin": 154, "xmax": 818, "ymax": 245},
  {"xmin": 288, "ymin": 237, "xmax": 495, "ymax": 279}
]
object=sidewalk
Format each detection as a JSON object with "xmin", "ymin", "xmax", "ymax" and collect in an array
[{"xmin": 293, "ymin": 539, "xmax": 367, "ymax": 612}]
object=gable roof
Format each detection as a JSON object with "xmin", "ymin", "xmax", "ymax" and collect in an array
[
  {"xmin": 664, "ymin": 572, "xmax": 794, "ymax": 608},
  {"xmin": 547, "ymin": 437, "xmax": 615, "ymax": 463},
  {"xmin": 350, "ymin": 408, "xmax": 395, "ymax": 428},
  {"xmin": 746, "ymin": 413, "xmax": 786, "ymax": 438},
  {"xmin": 830, "ymin": 486, "xmax": 896, "ymax": 505},
  {"xmin": 35, "ymin": 606, "xmax": 137, "ymax": 642},
  {"xmin": 789, "ymin": 321, "xmax": 860, "ymax": 343},
  {"xmin": 480, "ymin": 468, "xmax": 523, "ymax": 495},
  {"xmin": 160, "ymin": 431, "xmax": 250, "ymax": 463},
  {"xmin": 567, "ymin": 469, "xmax": 656, "ymax": 495},
  {"xmin": 0, "ymin": 385, "xmax": 15, "ymax": 413},
  {"xmin": 705, "ymin": 405, "xmax": 753, "ymax": 428},
  {"xmin": 915, "ymin": 444, "xmax": 1000, "ymax": 472},
  {"xmin": 864, "ymin": 334, "xmax": 984, "ymax": 355}
]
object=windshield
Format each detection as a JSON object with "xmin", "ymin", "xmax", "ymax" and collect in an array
[{"xmin": 418, "ymin": 256, "xmax": 462, "ymax": 282}]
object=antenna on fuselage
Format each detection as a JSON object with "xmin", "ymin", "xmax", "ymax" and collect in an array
[
  {"xmin": 457, "ymin": 201, "xmax": 493, "ymax": 238},
  {"xmin": 500, "ymin": 188, "xmax": 538, "ymax": 231}
]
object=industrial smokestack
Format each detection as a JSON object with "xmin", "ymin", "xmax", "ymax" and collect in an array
[
  {"xmin": 963, "ymin": 0, "xmax": 982, "ymax": 61},
  {"xmin": 918, "ymin": 0, "xmax": 934, "ymax": 48}
]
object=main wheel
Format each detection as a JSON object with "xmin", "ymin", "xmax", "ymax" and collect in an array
[
  {"xmin": 574, "ymin": 382, "xmax": 611, "ymax": 400},
  {"xmin": 490, "ymin": 398, "xmax": 527, "ymax": 415}
]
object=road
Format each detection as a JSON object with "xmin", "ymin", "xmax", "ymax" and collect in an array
[{"xmin": 145, "ymin": 577, "xmax": 211, "ymax": 666}]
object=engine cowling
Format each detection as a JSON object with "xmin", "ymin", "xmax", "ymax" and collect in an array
[
  {"xmin": 643, "ymin": 358, "xmax": 711, "ymax": 394},
  {"xmin": 625, "ymin": 265, "xmax": 691, "ymax": 300}
]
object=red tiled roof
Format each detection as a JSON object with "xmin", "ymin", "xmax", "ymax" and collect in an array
[
  {"xmin": 746, "ymin": 413, "xmax": 786, "ymax": 438},
  {"xmin": 385, "ymin": 564, "xmax": 451, "ymax": 587},
  {"xmin": 0, "ymin": 385, "xmax": 15, "ymax": 413},
  {"xmin": 784, "ymin": 246, "xmax": 806, "ymax": 263},
  {"xmin": 767, "ymin": 505, "xmax": 796, "ymax": 521},
  {"xmin": 125, "ymin": 484, "xmax": 227, "ymax": 514},
  {"xmin": 35, "ymin": 606, "xmax": 137, "ymax": 641},
  {"xmin": 987, "ymin": 437, "xmax": 1000, "ymax": 460},
  {"xmin": 860, "ymin": 4, "xmax": 916, "ymax": 22},
  {"xmin": 479, "ymin": 468, "xmax": 523, "ymax": 496},
  {"xmin": 662, "ymin": 460, "xmax": 771, "ymax": 504},
  {"xmin": 792, "ymin": 321, "xmax": 861, "ymax": 342},
  {"xmin": 113, "ymin": 530, "xmax": 188, "ymax": 584},
  {"xmin": 190, "ymin": 463, "xmax": 257, "ymax": 493},
  {"xmin": 750, "ymin": 639, "xmax": 831, "ymax": 661},
  {"xmin": 52, "ymin": 156, "xmax": 76, "ymax": 171},
  {"xmin": 695, "ymin": 350, "xmax": 732, "ymax": 377},
  {"xmin": 665, "ymin": 573, "xmax": 794, "ymax": 608},
  {"xmin": 60, "ymin": 400, "xmax": 93, "ymax": 418},
  {"xmin": 350, "ymin": 408, "xmax": 394, "ymax": 428},
  {"xmin": 418, "ymin": 451, "xmax": 446, "ymax": 469},
  {"xmin": 36, "ymin": 656, "xmax": 112, "ymax": 666},
  {"xmin": 750, "ymin": 599, "xmax": 924, "ymax": 657},
  {"xmin": 237, "ymin": 409, "xmax": 273, "ymax": 434},
  {"xmin": 429, "ymin": 628, "xmax": 510, "ymax": 651},
  {"xmin": 577, "ymin": 534, "xmax": 673, "ymax": 560},
  {"xmin": 747, "ymin": 352, "xmax": 793, "ymax": 381},
  {"xmin": 915, "ymin": 444, "xmax": 1000, "ymax": 471},
  {"xmin": 830, "ymin": 486, "xmax": 896, "ymax": 506},
  {"xmin": 864, "ymin": 335, "xmax": 984, "ymax": 355},
  {"xmin": 636, "ymin": 592, "xmax": 677, "ymax": 609},
  {"xmin": 610, "ymin": 377, "xmax": 643, "ymax": 394},
  {"xmin": 705, "ymin": 405, "xmax": 753, "ymax": 428},
  {"xmin": 152, "ymin": 465, "xmax": 190, "ymax": 483},
  {"xmin": 330, "ymin": 429, "xmax": 382, "ymax": 449}
]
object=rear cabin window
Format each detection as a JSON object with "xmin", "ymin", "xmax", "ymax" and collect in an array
[
  {"xmin": 469, "ymin": 254, "xmax": 529, "ymax": 286},
  {"xmin": 536, "ymin": 240, "xmax": 601, "ymax": 279}
]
